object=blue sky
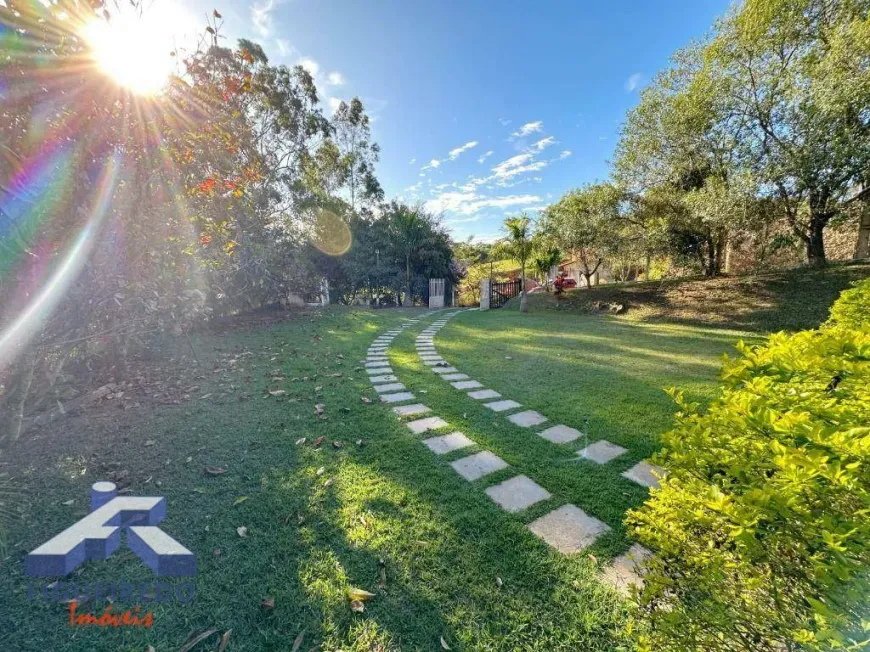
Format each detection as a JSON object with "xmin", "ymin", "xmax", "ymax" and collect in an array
[{"xmin": 181, "ymin": 0, "xmax": 732, "ymax": 241}]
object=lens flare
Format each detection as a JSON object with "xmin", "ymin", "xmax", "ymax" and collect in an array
[
  {"xmin": 0, "ymin": 156, "xmax": 121, "ymax": 372},
  {"xmin": 312, "ymin": 209, "xmax": 352, "ymax": 256}
]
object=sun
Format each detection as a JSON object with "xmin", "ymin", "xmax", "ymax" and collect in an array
[{"xmin": 82, "ymin": 3, "xmax": 185, "ymax": 95}]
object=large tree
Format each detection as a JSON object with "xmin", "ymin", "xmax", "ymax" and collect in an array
[{"xmin": 698, "ymin": 0, "xmax": 870, "ymax": 267}]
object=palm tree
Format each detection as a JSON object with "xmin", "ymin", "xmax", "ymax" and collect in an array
[
  {"xmin": 533, "ymin": 245, "xmax": 562, "ymax": 292},
  {"xmin": 497, "ymin": 215, "xmax": 534, "ymax": 312},
  {"xmin": 387, "ymin": 203, "xmax": 428, "ymax": 306}
]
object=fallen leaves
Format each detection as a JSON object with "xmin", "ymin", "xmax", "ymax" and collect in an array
[
  {"xmin": 291, "ymin": 630, "xmax": 305, "ymax": 652},
  {"xmin": 348, "ymin": 587, "xmax": 375, "ymax": 601},
  {"xmin": 233, "ymin": 496, "xmax": 248, "ymax": 506},
  {"xmin": 316, "ymin": 467, "xmax": 325, "ymax": 476},
  {"xmin": 313, "ymin": 436, "xmax": 325, "ymax": 448},
  {"xmin": 179, "ymin": 629, "xmax": 219, "ymax": 652},
  {"xmin": 261, "ymin": 596, "xmax": 275, "ymax": 610},
  {"xmin": 440, "ymin": 636, "xmax": 452, "ymax": 650},
  {"xmin": 268, "ymin": 389, "xmax": 286, "ymax": 397},
  {"xmin": 295, "ymin": 437, "xmax": 306, "ymax": 446},
  {"xmin": 332, "ymin": 441, "xmax": 343, "ymax": 449},
  {"xmin": 217, "ymin": 630, "xmax": 232, "ymax": 652},
  {"xmin": 350, "ymin": 599, "xmax": 365, "ymax": 613},
  {"xmin": 314, "ymin": 403, "xmax": 326, "ymax": 415},
  {"xmin": 204, "ymin": 466, "xmax": 226, "ymax": 476},
  {"xmin": 236, "ymin": 526, "xmax": 248, "ymax": 538}
]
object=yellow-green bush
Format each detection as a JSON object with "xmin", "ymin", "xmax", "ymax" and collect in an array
[{"xmin": 628, "ymin": 278, "xmax": 870, "ymax": 651}]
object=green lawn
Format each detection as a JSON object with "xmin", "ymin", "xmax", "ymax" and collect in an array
[{"xmin": 0, "ymin": 304, "xmax": 768, "ymax": 651}]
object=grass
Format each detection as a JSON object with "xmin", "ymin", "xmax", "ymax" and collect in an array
[
  {"xmin": 516, "ymin": 261, "xmax": 870, "ymax": 332},
  {"xmin": 0, "ymin": 268, "xmax": 854, "ymax": 651}
]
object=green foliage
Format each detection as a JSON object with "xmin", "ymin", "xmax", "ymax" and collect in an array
[{"xmin": 627, "ymin": 278, "xmax": 870, "ymax": 651}]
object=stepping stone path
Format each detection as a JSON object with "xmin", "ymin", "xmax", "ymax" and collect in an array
[
  {"xmin": 424, "ymin": 432, "xmax": 475, "ymax": 455},
  {"xmin": 622, "ymin": 461, "xmax": 665, "ymax": 489},
  {"xmin": 485, "ymin": 475, "xmax": 551, "ymax": 513},
  {"xmin": 599, "ymin": 543, "xmax": 651, "ymax": 595},
  {"xmin": 538, "ymin": 424, "xmax": 582, "ymax": 444},
  {"xmin": 578, "ymin": 440, "xmax": 627, "ymax": 464},
  {"xmin": 485, "ymin": 399, "xmax": 522, "ymax": 412},
  {"xmin": 451, "ymin": 451, "xmax": 508, "ymax": 481},
  {"xmin": 407, "ymin": 416, "xmax": 449, "ymax": 434},
  {"xmin": 528, "ymin": 504, "xmax": 610, "ymax": 554},
  {"xmin": 366, "ymin": 311, "xmax": 654, "ymax": 594},
  {"xmin": 506, "ymin": 410, "xmax": 547, "ymax": 428}
]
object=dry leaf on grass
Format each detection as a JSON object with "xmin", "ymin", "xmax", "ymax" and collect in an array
[
  {"xmin": 350, "ymin": 599, "xmax": 365, "ymax": 613},
  {"xmin": 178, "ymin": 628, "xmax": 219, "ymax": 652},
  {"xmin": 316, "ymin": 467, "xmax": 325, "ymax": 476},
  {"xmin": 440, "ymin": 636, "xmax": 452, "ymax": 650},
  {"xmin": 360, "ymin": 396, "xmax": 372, "ymax": 404},
  {"xmin": 236, "ymin": 526, "xmax": 248, "ymax": 538},
  {"xmin": 261, "ymin": 596, "xmax": 275, "ymax": 610},
  {"xmin": 268, "ymin": 390, "xmax": 286, "ymax": 397},
  {"xmin": 217, "ymin": 630, "xmax": 232, "ymax": 652},
  {"xmin": 291, "ymin": 630, "xmax": 305, "ymax": 652},
  {"xmin": 313, "ymin": 436, "xmax": 325, "ymax": 447},
  {"xmin": 314, "ymin": 403, "xmax": 325, "ymax": 415},
  {"xmin": 295, "ymin": 437, "xmax": 306, "ymax": 446},
  {"xmin": 204, "ymin": 466, "xmax": 226, "ymax": 476},
  {"xmin": 332, "ymin": 441, "xmax": 343, "ymax": 448},
  {"xmin": 495, "ymin": 576, "xmax": 503, "ymax": 588},
  {"xmin": 348, "ymin": 587, "xmax": 375, "ymax": 602},
  {"xmin": 233, "ymin": 496, "xmax": 248, "ymax": 506}
]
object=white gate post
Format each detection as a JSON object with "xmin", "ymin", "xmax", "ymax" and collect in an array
[
  {"xmin": 480, "ymin": 279, "xmax": 491, "ymax": 310},
  {"xmin": 428, "ymin": 278, "xmax": 445, "ymax": 308}
]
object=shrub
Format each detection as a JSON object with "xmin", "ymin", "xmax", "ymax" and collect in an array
[{"xmin": 627, "ymin": 278, "xmax": 870, "ymax": 651}]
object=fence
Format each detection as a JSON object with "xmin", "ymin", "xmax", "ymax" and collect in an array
[{"xmin": 490, "ymin": 279, "xmax": 522, "ymax": 309}]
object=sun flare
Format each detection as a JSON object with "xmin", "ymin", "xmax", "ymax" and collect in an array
[{"xmin": 82, "ymin": 4, "xmax": 184, "ymax": 95}]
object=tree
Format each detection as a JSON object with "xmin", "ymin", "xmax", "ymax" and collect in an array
[
  {"xmin": 532, "ymin": 245, "xmax": 562, "ymax": 291},
  {"xmin": 540, "ymin": 184, "xmax": 623, "ymax": 287},
  {"xmin": 696, "ymin": 0, "xmax": 870, "ymax": 267},
  {"xmin": 386, "ymin": 203, "xmax": 429, "ymax": 306},
  {"xmin": 332, "ymin": 98, "xmax": 383, "ymax": 210},
  {"xmin": 495, "ymin": 215, "xmax": 534, "ymax": 312}
]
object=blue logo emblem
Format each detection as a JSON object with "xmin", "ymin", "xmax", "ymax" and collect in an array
[{"xmin": 26, "ymin": 481, "xmax": 195, "ymax": 577}]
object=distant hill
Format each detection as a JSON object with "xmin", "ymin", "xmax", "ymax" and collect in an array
[{"xmin": 503, "ymin": 262, "xmax": 870, "ymax": 333}]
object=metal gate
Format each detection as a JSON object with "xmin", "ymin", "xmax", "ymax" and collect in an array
[{"xmin": 490, "ymin": 279, "xmax": 522, "ymax": 309}]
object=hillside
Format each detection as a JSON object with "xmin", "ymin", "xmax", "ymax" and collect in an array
[{"xmin": 505, "ymin": 262, "xmax": 870, "ymax": 333}]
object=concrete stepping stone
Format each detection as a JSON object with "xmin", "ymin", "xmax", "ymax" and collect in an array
[
  {"xmin": 407, "ymin": 416, "xmax": 449, "ymax": 434},
  {"xmin": 365, "ymin": 361, "xmax": 391, "ymax": 368},
  {"xmin": 366, "ymin": 366, "xmax": 392, "ymax": 375},
  {"xmin": 622, "ymin": 461, "xmax": 665, "ymax": 489},
  {"xmin": 485, "ymin": 475, "xmax": 552, "ymax": 513},
  {"xmin": 600, "ymin": 544, "xmax": 652, "ymax": 595},
  {"xmin": 451, "ymin": 451, "xmax": 508, "ymax": 481},
  {"xmin": 451, "ymin": 380, "xmax": 483, "ymax": 390},
  {"xmin": 423, "ymin": 360, "xmax": 446, "ymax": 366},
  {"xmin": 366, "ymin": 357, "xmax": 388, "ymax": 363},
  {"xmin": 440, "ymin": 373, "xmax": 470, "ymax": 381},
  {"xmin": 432, "ymin": 366, "xmax": 459, "ymax": 374},
  {"xmin": 420, "ymin": 354, "xmax": 443, "ymax": 360},
  {"xmin": 369, "ymin": 374, "xmax": 398, "ymax": 384},
  {"xmin": 579, "ymin": 440, "xmax": 628, "ymax": 464},
  {"xmin": 423, "ymin": 432, "xmax": 475, "ymax": 455},
  {"xmin": 374, "ymin": 382, "xmax": 406, "ymax": 394},
  {"xmin": 507, "ymin": 410, "xmax": 547, "ymax": 428},
  {"xmin": 538, "ymin": 424, "xmax": 582, "ymax": 444},
  {"xmin": 484, "ymin": 399, "xmax": 522, "ymax": 412},
  {"xmin": 528, "ymin": 504, "xmax": 610, "ymax": 554},
  {"xmin": 468, "ymin": 389, "xmax": 501, "ymax": 400},
  {"xmin": 379, "ymin": 392, "xmax": 415, "ymax": 404},
  {"xmin": 393, "ymin": 403, "xmax": 431, "ymax": 417}
]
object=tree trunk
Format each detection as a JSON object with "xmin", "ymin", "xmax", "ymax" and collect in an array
[
  {"xmin": 519, "ymin": 268, "xmax": 528, "ymax": 313},
  {"xmin": 405, "ymin": 253, "xmax": 412, "ymax": 307},
  {"xmin": 583, "ymin": 272, "xmax": 593, "ymax": 288},
  {"xmin": 644, "ymin": 254, "xmax": 651, "ymax": 281},
  {"xmin": 806, "ymin": 216, "xmax": 827, "ymax": 268},
  {"xmin": 855, "ymin": 201, "xmax": 870, "ymax": 259},
  {"xmin": 715, "ymin": 228, "xmax": 727, "ymax": 275}
]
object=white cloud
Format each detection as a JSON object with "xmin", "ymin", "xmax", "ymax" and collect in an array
[
  {"xmin": 625, "ymin": 72, "xmax": 643, "ymax": 92},
  {"xmin": 448, "ymin": 140, "xmax": 479, "ymax": 160},
  {"xmin": 275, "ymin": 38, "xmax": 293, "ymax": 57},
  {"xmin": 531, "ymin": 136, "xmax": 556, "ymax": 152},
  {"xmin": 251, "ymin": 0, "xmax": 275, "ymax": 38},
  {"xmin": 409, "ymin": 158, "xmax": 416, "ymax": 165},
  {"xmin": 559, "ymin": 150, "xmax": 572, "ymax": 160},
  {"xmin": 492, "ymin": 153, "xmax": 534, "ymax": 176},
  {"xmin": 298, "ymin": 57, "xmax": 320, "ymax": 77},
  {"xmin": 521, "ymin": 205, "xmax": 547, "ymax": 212},
  {"xmin": 425, "ymin": 191, "xmax": 542, "ymax": 216},
  {"xmin": 421, "ymin": 158, "xmax": 441, "ymax": 170},
  {"xmin": 498, "ymin": 118, "xmax": 512, "ymax": 126},
  {"xmin": 326, "ymin": 71, "xmax": 345, "ymax": 86},
  {"xmin": 512, "ymin": 121, "xmax": 543, "ymax": 138},
  {"xmin": 478, "ymin": 150, "xmax": 494, "ymax": 164}
]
